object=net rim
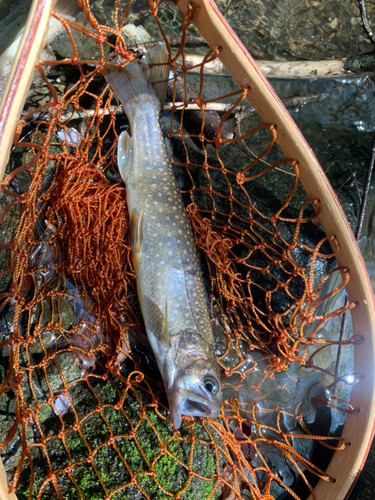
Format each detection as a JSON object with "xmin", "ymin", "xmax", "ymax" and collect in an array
[{"xmin": 0, "ymin": 0, "xmax": 374, "ymax": 498}]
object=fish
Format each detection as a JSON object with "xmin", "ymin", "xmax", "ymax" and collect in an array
[{"xmin": 104, "ymin": 42, "xmax": 222, "ymax": 428}]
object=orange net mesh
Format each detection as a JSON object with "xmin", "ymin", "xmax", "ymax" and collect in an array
[{"xmin": 0, "ymin": 1, "xmax": 362, "ymax": 499}]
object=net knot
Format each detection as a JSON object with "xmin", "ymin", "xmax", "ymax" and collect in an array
[
  {"xmin": 115, "ymin": 45, "xmax": 134, "ymax": 60},
  {"xmin": 213, "ymin": 135, "xmax": 223, "ymax": 148},
  {"xmin": 148, "ymin": 0, "xmax": 158, "ymax": 17},
  {"xmin": 194, "ymin": 97, "xmax": 206, "ymax": 109},
  {"xmin": 21, "ymin": 408, "xmax": 35, "ymax": 425},
  {"xmin": 96, "ymin": 31, "xmax": 107, "ymax": 44},
  {"xmin": 236, "ymin": 172, "xmax": 245, "ymax": 185},
  {"xmin": 348, "ymin": 335, "xmax": 364, "ymax": 345},
  {"xmin": 271, "ymin": 357, "xmax": 288, "ymax": 372},
  {"xmin": 70, "ymin": 56, "xmax": 81, "ymax": 66}
]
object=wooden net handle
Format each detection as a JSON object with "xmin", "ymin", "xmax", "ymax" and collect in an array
[
  {"xmin": 0, "ymin": 0, "xmax": 56, "ymax": 496},
  {"xmin": 0, "ymin": 454, "xmax": 17, "ymax": 500},
  {"xmin": 0, "ymin": 0, "xmax": 56, "ymax": 181}
]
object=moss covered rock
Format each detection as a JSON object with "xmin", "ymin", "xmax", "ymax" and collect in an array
[{"xmin": 15, "ymin": 379, "xmax": 224, "ymax": 500}]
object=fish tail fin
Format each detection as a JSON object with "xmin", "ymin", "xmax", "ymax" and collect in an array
[
  {"xmin": 142, "ymin": 42, "xmax": 170, "ymax": 109},
  {"xmin": 104, "ymin": 42, "xmax": 169, "ymax": 112}
]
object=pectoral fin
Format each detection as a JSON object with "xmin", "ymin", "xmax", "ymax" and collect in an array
[
  {"xmin": 160, "ymin": 299, "xmax": 170, "ymax": 347},
  {"xmin": 142, "ymin": 296, "xmax": 170, "ymax": 349},
  {"xmin": 130, "ymin": 208, "xmax": 144, "ymax": 253}
]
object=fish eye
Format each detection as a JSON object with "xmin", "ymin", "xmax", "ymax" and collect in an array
[{"xmin": 204, "ymin": 376, "xmax": 219, "ymax": 395}]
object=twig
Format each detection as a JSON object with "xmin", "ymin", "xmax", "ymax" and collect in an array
[
  {"xmin": 28, "ymin": 94, "xmax": 327, "ymax": 124},
  {"xmin": 102, "ymin": 50, "xmax": 354, "ymax": 79},
  {"xmin": 358, "ymin": 0, "xmax": 375, "ymax": 46},
  {"xmin": 39, "ymin": 103, "xmax": 241, "ymax": 123},
  {"xmin": 183, "ymin": 55, "xmax": 351, "ymax": 79}
]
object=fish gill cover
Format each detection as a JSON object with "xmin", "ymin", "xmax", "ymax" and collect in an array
[{"xmin": 0, "ymin": 0, "xmax": 363, "ymax": 499}]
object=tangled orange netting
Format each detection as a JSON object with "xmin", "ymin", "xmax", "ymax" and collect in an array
[{"xmin": 0, "ymin": 0, "xmax": 366, "ymax": 499}]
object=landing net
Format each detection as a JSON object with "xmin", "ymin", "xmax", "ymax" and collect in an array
[{"xmin": 0, "ymin": 1, "xmax": 362, "ymax": 499}]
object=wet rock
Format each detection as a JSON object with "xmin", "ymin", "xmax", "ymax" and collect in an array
[{"xmin": 40, "ymin": 352, "xmax": 82, "ymax": 395}]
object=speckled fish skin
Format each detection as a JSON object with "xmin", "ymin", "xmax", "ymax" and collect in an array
[{"xmin": 104, "ymin": 43, "xmax": 222, "ymax": 429}]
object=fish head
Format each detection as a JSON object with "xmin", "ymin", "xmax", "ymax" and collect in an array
[{"xmin": 167, "ymin": 351, "xmax": 222, "ymax": 429}]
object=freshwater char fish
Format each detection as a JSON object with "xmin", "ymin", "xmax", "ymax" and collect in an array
[{"xmin": 104, "ymin": 43, "xmax": 222, "ymax": 428}]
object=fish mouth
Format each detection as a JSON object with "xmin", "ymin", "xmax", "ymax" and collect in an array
[
  {"xmin": 170, "ymin": 390, "xmax": 218, "ymax": 429},
  {"xmin": 182, "ymin": 398, "xmax": 213, "ymax": 416}
]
